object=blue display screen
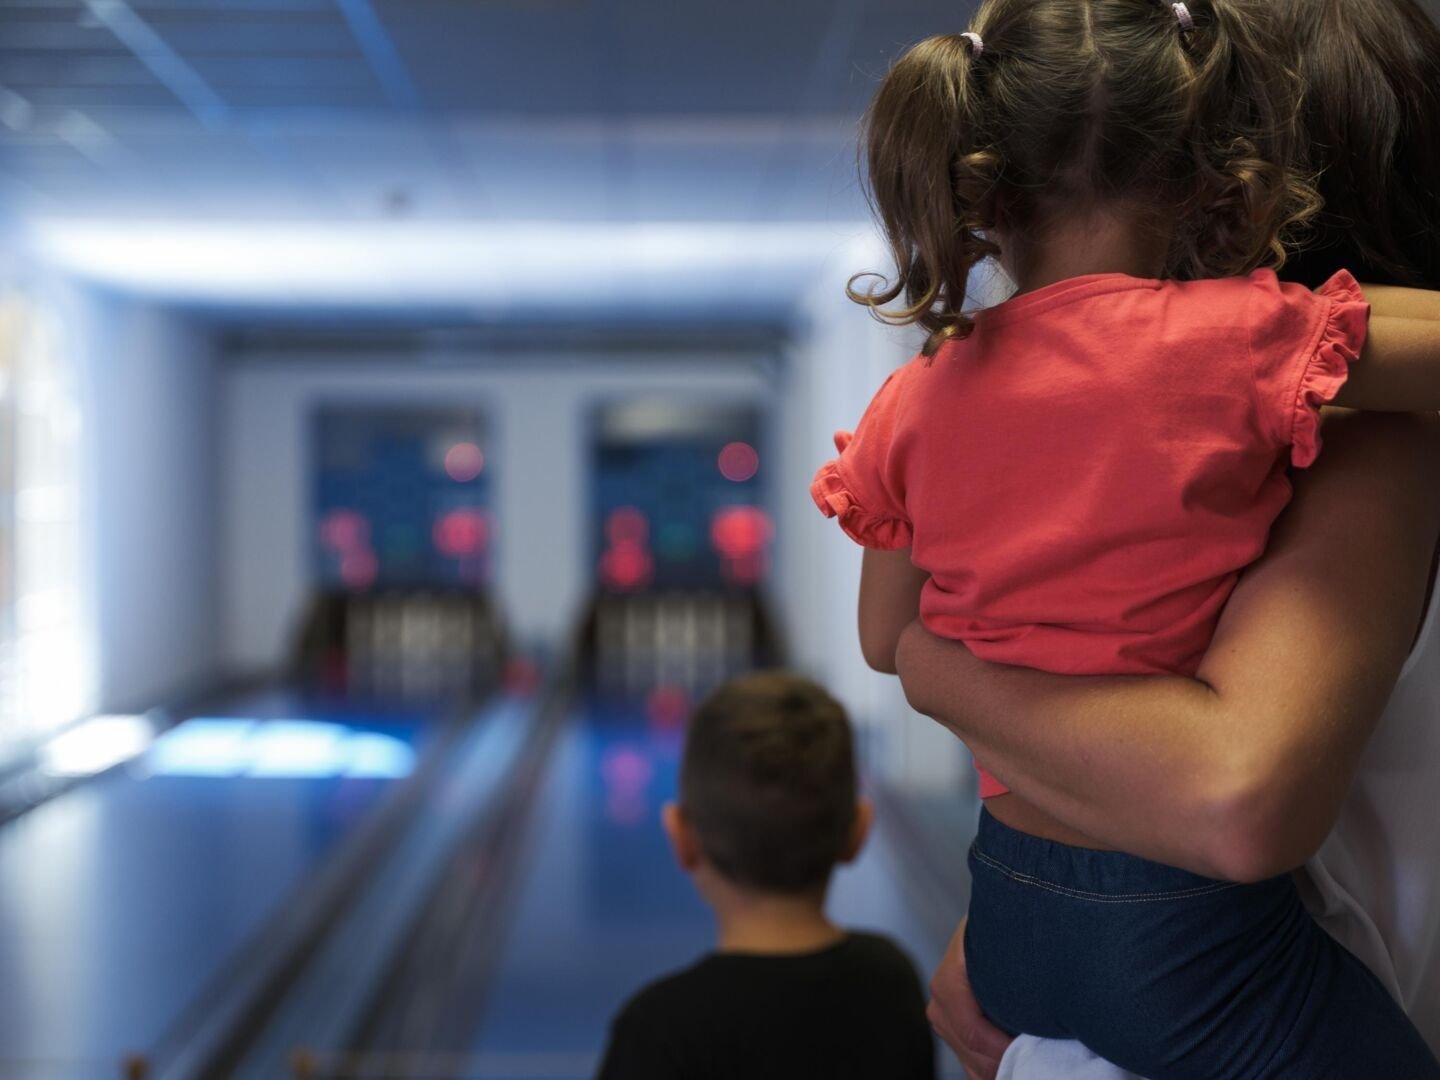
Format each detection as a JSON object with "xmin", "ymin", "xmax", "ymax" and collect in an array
[
  {"xmin": 312, "ymin": 405, "xmax": 492, "ymax": 590},
  {"xmin": 591, "ymin": 402, "xmax": 770, "ymax": 592}
]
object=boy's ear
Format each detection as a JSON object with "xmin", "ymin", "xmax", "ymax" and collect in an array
[
  {"xmin": 661, "ymin": 801, "xmax": 704, "ymax": 872},
  {"xmin": 840, "ymin": 797, "xmax": 874, "ymax": 865}
]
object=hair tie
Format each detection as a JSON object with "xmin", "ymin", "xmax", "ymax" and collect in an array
[
  {"xmin": 1171, "ymin": 2, "xmax": 1195, "ymax": 32},
  {"xmin": 960, "ymin": 31, "xmax": 984, "ymax": 58}
]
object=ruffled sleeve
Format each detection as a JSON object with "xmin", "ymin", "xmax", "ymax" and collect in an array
[
  {"xmin": 1289, "ymin": 271, "xmax": 1369, "ymax": 467},
  {"xmin": 1248, "ymin": 269, "xmax": 1369, "ymax": 469},
  {"xmin": 808, "ymin": 371, "xmax": 915, "ymax": 550},
  {"xmin": 810, "ymin": 437, "xmax": 913, "ymax": 550}
]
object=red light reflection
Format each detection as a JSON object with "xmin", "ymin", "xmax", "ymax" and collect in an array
[
  {"xmin": 646, "ymin": 685, "xmax": 690, "ymax": 732},
  {"xmin": 339, "ymin": 549, "xmax": 378, "ymax": 589},
  {"xmin": 606, "ymin": 506, "xmax": 650, "ymax": 547},
  {"xmin": 444, "ymin": 442, "xmax": 485, "ymax": 482},
  {"xmin": 433, "ymin": 509, "xmax": 490, "ymax": 557},
  {"xmin": 722, "ymin": 551, "xmax": 769, "ymax": 586},
  {"xmin": 711, "ymin": 505, "xmax": 773, "ymax": 558},
  {"xmin": 717, "ymin": 442, "xmax": 760, "ymax": 483},
  {"xmin": 601, "ymin": 541, "xmax": 654, "ymax": 591},
  {"xmin": 601, "ymin": 744, "xmax": 655, "ymax": 827},
  {"xmin": 319, "ymin": 509, "xmax": 370, "ymax": 553},
  {"xmin": 504, "ymin": 657, "xmax": 542, "ymax": 696}
]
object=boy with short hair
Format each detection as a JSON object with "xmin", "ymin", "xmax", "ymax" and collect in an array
[{"xmin": 597, "ymin": 671, "xmax": 936, "ymax": 1079}]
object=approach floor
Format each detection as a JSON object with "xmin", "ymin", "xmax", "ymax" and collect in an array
[{"xmin": 0, "ymin": 689, "xmax": 439, "ymax": 1079}]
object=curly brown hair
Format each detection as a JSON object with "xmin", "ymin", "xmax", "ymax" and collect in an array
[{"xmin": 851, "ymin": 0, "xmax": 1321, "ymax": 355}]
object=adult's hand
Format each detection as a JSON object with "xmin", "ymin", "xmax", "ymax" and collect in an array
[{"xmin": 928, "ymin": 917, "xmax": 1014, "ymax": 1080}]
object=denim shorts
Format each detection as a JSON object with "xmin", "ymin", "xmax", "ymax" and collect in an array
[{"xmin": 964, "ymin": 808, "xmax": 1439, "ymax": 1079}]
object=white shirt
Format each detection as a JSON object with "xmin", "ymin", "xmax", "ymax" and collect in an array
[{"xmin": 999, "ymin": 574, "xmax": 1440, "ymax": 1078}]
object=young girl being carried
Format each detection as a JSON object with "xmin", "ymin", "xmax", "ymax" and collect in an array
[{"xmin": 813, "ymin": 0, "xmax": 1440, "ymax": 1074}]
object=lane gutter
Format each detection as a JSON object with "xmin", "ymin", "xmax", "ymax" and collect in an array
[{"xmin": 147, "ymin": 694, "xmax": 487, "ymax": 1080}]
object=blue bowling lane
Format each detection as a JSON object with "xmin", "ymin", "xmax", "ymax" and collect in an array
[
  {"xmin": 0, "ymin": 688, "xmax": 436, "ymax": 1078},
  {"xmin": 466, "ymin": 698, "xmax": 952, "ymax": 1079}
]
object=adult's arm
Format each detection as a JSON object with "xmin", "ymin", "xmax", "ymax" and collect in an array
[
  {"xmin": 1334, "ymin": 285, "xmax": 1440, "ymax": 411},
  {"xmin": 895, "ymin": 410, "xmax": 1440, "ymax": 882},
  {"xmin": 1361, "ymin": 285, "xmax": 1440, "ymax": 321}
]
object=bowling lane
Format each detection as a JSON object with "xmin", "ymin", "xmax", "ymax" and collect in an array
[
  {"xmin": 464, "ymin": 696, "xmax": 954, "ymax": 1079},
  {"xmin": 0, "ymin": 687, "xmax": 445, "ymax": 1079}
]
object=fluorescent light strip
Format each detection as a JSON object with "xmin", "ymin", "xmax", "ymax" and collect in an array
[
  {"xmin": 24, "ymin": 220, "xmax": 875, "ymax": 307},
  {"xmin": 146, "ymin": 718, "xmax": 416, "ymax": 780}
]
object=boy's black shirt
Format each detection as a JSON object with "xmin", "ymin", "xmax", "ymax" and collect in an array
[{"xmin": 596, "ymin": 931, "xmax": 936, "ymax": 1079}]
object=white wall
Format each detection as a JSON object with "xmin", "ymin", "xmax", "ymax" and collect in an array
[
  {"xmin": 46, "ymin": 277, "xmax": 220, "ymax": 712},
  {"xmin": 776, "ymin": 238, "xmax": 971, "ymax": 794},
  {"xmin": 219, "ymin": 352, "xmax": 772, "ymax": 673}
]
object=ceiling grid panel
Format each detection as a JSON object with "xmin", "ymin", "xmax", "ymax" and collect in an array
[
  {"xmin": 81, "ymin": 0, "xmax": 231, "ymax": 125},
  {"xmin": 337, "ymin": 0, "xmax": 488, "ymax": 214},
  {"xmin": 746, "ymin": 0, "xmax": 868, "ymax": 226}
]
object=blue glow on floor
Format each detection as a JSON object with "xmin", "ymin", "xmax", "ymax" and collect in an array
[
  {"xmin": 147, "ymin": 718, "xmax": 416, "ymax": 779},
  {"xmin": 0, "ymin": 693, "xmax": 431, "ymax": 1070}
]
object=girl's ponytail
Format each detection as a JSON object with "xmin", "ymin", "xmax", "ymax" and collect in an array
[
  {"xmin": 1167, "ymin": 0, "xmax": 1319, "ymax": 278},
  {"xmin": 847, "ymin": 34, "xmax": 1001, "ymax": 356},
  {"xmin": 854, "ymin": 0, "xmax": 1319, "ymax": 345}
]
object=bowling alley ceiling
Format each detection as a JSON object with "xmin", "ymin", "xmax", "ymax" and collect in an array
[
  {"xmin": 0, "ymin": 0, "xmax": 967, "ymax": 224},
  {"xmin": 0, "ymin": 0, "xmax": 989, "ymax": 316},
  {"xmin": 17, "ymin": 0, "xmax": 1433, "ymax": 317}
]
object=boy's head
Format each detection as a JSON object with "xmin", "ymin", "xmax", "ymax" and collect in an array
[{"xmin": 663, "ymin": 672, "xmax": 869, "ymax": 897}]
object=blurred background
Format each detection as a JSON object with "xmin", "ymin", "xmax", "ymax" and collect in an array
[{"xmin": 0, "ymin": 1, "xmax": 985, "ymax": 1076}]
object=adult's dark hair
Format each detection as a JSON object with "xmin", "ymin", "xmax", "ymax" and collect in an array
[
  {"xmin": 680, "ymin": 671, "xmax": 856, "ymax": 894},
  {"xmin": 1278, "ymin": 0, "xmax": 1440, "ymax": 290},
  {"xmin": 1278, "ymin": 0, "xmax": 1440, "ymax": 292},
  {"xmin": 850, "ymin": 0, "xmax": 1318, "ymax": 354}
]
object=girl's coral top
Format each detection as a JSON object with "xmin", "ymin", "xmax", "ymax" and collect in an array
[{"xmin": 812, "ymin": 270, "xmax": 1368, "ymax": 797}]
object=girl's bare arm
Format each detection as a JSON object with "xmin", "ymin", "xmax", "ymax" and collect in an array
[{"xmin": 858, "ymin": 547, "xmax": 929, "ymax": 674}]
